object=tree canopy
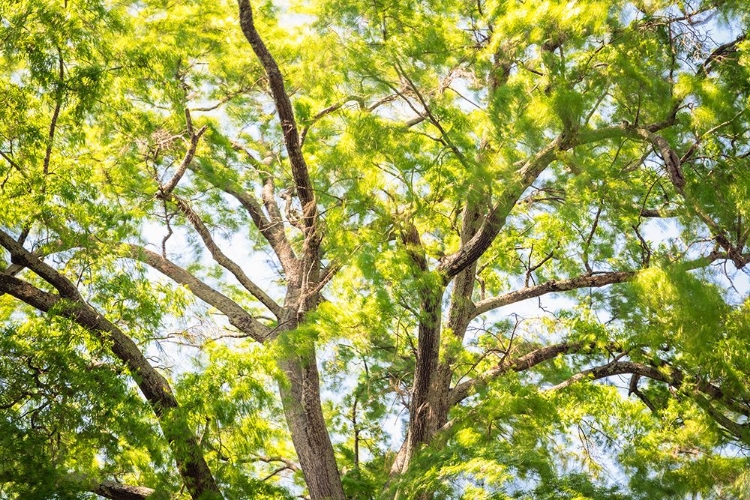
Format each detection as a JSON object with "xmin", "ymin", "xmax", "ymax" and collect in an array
[{"xmin": 1, "ymin": 0, "xmax": 750, "ymax": 498}]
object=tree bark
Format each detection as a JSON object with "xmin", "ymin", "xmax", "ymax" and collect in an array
[
  {"xmin": 277, "ymin": 345, "xmax": 345, "ymax": 500},
  {"xmin": 92, "ymin": 480, "xmax": 155, "ymax": 500}
]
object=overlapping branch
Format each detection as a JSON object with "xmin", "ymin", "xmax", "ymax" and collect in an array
[
  {"xmin": 238, "ymin": 0, "xmax": 316, "ymax": 231},
  {"xmin": 125, "ymin": 244, "xmax": 271, "ymax": 342},
  {"xmin": 189, "ymin": 161, "xmax": 298, "ymax": 272},
  {"xmin": 0, "ymin": 231, "xmax": 222, "ymax": 498},
  {"xmin": 167, "ymin": 195, "xmax": 282, "ymax": 318},
  {"xmin": 449, "ymin": 341, "xmax": 599, "ymax": 406}
]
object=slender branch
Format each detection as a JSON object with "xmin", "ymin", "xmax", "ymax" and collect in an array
[
  {"xmin": 160, "ymin": 109, "xmax": 208, "ymax": 196},
  {"xmin": 43, "ymin": 47, "xmax": 65, "ymax": 177},
  {"xmin": 125, "ymin": 244, "xmax": 271, "ymax": 342},
  {"xmin": 299, "ymin": 96, "xmax": 366, "ymax": 146},
  {"xmin": 680, "ymin": 109, "xmax": 746, "ymax": 164},
  {"xmin": 238, "ymin": 0, "xmax": 316, "ymax": 230},
  {"xmin": 189, "ymin": 83, "xmax": 259, "ymax": 112},
  {"xmin": 449, "ymin": 341, "xmax": 601, "ymax": 406},
  {"xmin": 471, "ymin": 271, "xmax": 634, "ymax": 320},
  {"xmin": 188, "ymin": 162, "xmax": 298, "ymax": 272},
  {"xmin": 169, "ymin": 195, "xmax": 282, "ymax": 318}
]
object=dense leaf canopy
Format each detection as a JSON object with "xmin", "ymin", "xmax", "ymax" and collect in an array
[{"xmin": 1, "ymin": 0, "xmax": 750, "ymax": 498}]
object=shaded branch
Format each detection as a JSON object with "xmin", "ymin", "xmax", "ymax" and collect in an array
[
  {"xmin": 699, "ymin": 33, "xmax": 746, "ymax": 76},
  {"xmin": 92, "ymin": 480, "xmax": 155, "ymax": 500}
]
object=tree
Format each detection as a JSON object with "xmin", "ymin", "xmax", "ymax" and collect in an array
[{"xmin": 1, "ymin": 0, "xmax": 749, "ymax": 498}]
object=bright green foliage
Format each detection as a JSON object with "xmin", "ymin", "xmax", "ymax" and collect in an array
[{"xmin": 1, "ymin": 0, "xmax": 750, "ymax": 499}]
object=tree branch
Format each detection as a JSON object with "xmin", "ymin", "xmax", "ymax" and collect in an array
[
  {"xmin": 188, "ymin": 161, "xmax": 298, "ymax": 272},
  {"xmin": 548, "ymin": 359, "xmax": 750, "ymax": 437},
  {"xmin": 91, "ymin": 480, "xmax": 155, "ymax": 500},
  {"xmin": 449, "ymin": 341, "xmax": 600, "ymax": 406},
  {"xmin": 238, "ymin": 0, "xmax": 316, "ymax": 231},
  {"xmin": 471, "ymin": 271, "xmax": 635, "ymax": 320},
  {"xmin": 125, "ymin": 244, "xmax": 271, "ymax": 342},
  {"xmin": 168, "ymin": 195, "xmax": 282, "ymax": 318},
  {"xmin": 0, "ymin": 269, "xmax": 222, "ymax": 498},
  {"xmin": 299, "ymin": 95, "xmax": 366, "ymax": 146},
  {"xmin": 160, "ymin": 109, "xmax": 208, "ymax": 196},
  {"xmin": 437, "ymin": 135, "xmax": 564, "ymax": 279}
]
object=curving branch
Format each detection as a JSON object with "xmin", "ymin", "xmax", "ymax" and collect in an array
[
  {"xmin": 449, "ymin": 341, "xmax": 602, "ymax": 406},
  {"xmin": 437, "ymin": 135, "xmax": 564, "ymax": 279},
  {"xmin": 125, "ymin": 244, "xmax": 271, "ymax": 342},
  {"xmin": 471, "ymin": 271, "xmax": 635, "ymax": 320},
  {"xmin": 168, "ymin": 195, "xmax": 282, "ymax": 318},
  {"xmin": 160, "ymin": 109, "xmax": 208, "ymax": 197},
  {"xmin": 189, "ymin": 161, "xmax": 298, "ymax": 272},
  {"xmin": 238, "ymin": 0, "xmax": 316, "ymax": 229},
  {"xmin": 0, "ymin": 240, "xmax": 222, "ymax": 498},
  {"xmin": 549, "ymin": 359, "xmax": 750, "ymax": 439}
]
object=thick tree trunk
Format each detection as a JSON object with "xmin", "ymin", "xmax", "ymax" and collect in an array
[
  {"xmin": 392, "ymin": 200, "xmax": 482, "ymax": 480},
  {"xmin": 278, "ymin": 348, "xmax": 345, "ymax": 500},
  {"xmin": 399, "ymin": 290, "xmax": 443, "ymax": 471}
]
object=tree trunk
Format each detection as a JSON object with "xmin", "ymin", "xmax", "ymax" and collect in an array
[
  {"xmin": 399, "ymin": 289, "xmax": 444, "ymax": 472},
  {"xmin": 278, "ymin": 348, "xmax": 346, "ymax": 500}
]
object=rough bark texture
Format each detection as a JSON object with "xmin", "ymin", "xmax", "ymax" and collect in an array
[
  {"xmin": 278, "ymin": 349, "xmax": 346, "ymax": 500},
  {"xmin": 402, "ymin": 290, "xmax": 443, "ymax": 469},
  {"xmin": 92, "ymin": 480, "xmax": 155, "ymax": 500},
  {"xmin": 235, "ymin": 3, "xmax": 345, "ymax": 497}
]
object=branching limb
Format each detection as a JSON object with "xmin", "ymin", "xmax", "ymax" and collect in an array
[
  {"xmin": 160, "ymin": 109, "xmax": 208, "ymax": 196},
  {"xmin": 238, "ymin": 0, "xmax": 317, "ymax": 232},
  {"xmin": 188, "ymin": 161, "xmax": 298, "ymax": 272},
  {"xmin": 167, "ymin": 195, "xmax": 282, "ymax": 318},
  {"xmin": 438, "ymin": 135, "xmax": 564, "ymax": 279},
  {"xmin": 125, "ymin": 244, "xmax": 272, "ymax": 342},
  {"xmin": 449, "ymin": 341, "xmax": 604, "ymax": 406},
  {"xmin": 0, "ymin": 250, "xmax": 222, "ymax": 498}
]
